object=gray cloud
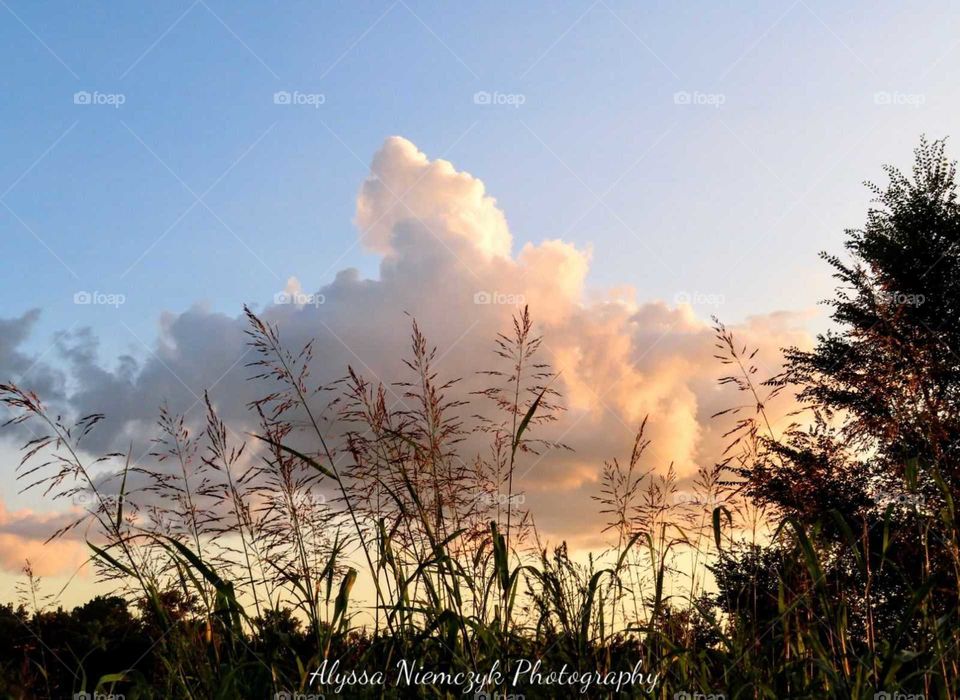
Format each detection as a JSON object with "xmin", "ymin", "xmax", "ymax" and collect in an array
[{"xmin": 0, "ymin": 137, "xmax": 813, "ymax": 567}]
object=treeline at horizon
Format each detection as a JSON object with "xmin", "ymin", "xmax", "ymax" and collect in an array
[{"xmin": 3, "ymin": 139, "xmax": 960, "ymax": 699}]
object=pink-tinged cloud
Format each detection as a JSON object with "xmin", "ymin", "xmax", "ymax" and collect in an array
[
  {"xmin": 0, "ymin": 499, "xmax": 87, "ymax": 576},
  {"xmin": 0, "ymin": 136, "xmax": 814, "ymax": 545}
]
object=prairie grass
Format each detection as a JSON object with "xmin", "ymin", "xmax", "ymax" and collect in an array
[{"xmin": 0, "ymin": 305, "xmax": 956, "ymax": 699}]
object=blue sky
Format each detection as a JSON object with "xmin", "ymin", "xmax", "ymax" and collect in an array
[
  {"xmin": 4, "ymin": 0, "xmax": 960, "ymax": 596},
  {"xmin": 0, "ymin": 0, "xmax": 960, "ymax": 355},
  {"xmin": 3, "ymin": 0, "xmax": 959, "ymax": 364}
]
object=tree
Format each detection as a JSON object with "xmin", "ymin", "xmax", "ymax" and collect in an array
[
  {"xmin": 788, "ymin": 137, "xmax": 960, "ymax": 492},
  {"xmin": 721, "ymin": 138, "xmax": 960, "ymax": 647},
  {"xmin": 739, "ymin": 138, "xmax": 960, "ymax": 518}
]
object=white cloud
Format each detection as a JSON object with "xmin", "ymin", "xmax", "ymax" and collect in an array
[
  {"xmin": 356, "ymin": 136, "xmax": 513, "ymax": 259},
  {"xmin": 0, "ymin": 136, "xmax": 813, "ymax": 562}
]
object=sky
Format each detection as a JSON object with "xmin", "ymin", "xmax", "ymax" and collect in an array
[{"xmin": 2, "ymin": 0, "xmax": 960, "ymax": 600}]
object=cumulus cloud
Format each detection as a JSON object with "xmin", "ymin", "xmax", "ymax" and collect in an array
[
  {"xmin": 0, "ymin": 310, "xmax": 65, "ymax": 403},
  {"xmin": 356, "ymin": 136, "xmax": 513, "ymax": 259},
  {"xmin": 0, "ymin": 136, "xmax": 813, "ymax": 565}
]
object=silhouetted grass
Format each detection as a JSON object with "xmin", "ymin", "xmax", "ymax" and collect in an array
[{"xmin": 0, "ymin": 303, "xmax": 957, "ymax": 699}]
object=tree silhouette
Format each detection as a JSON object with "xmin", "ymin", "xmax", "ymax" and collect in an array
[{"xmin": 720, "ymin": 138, "xmax": 960, "ymax": 646}]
